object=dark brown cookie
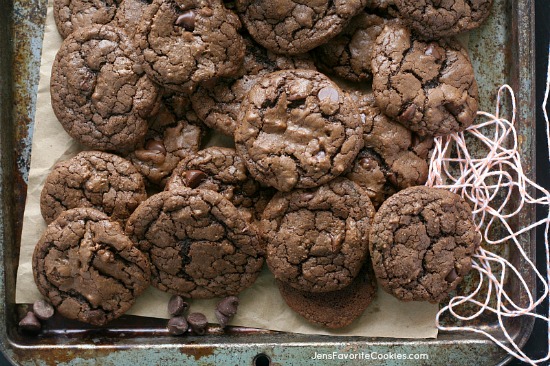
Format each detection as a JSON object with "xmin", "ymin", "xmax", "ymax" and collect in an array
[
  {"xmin": 370, "ymin": 186, "xmax": 479, "ymax": 303},
  {"xmin": 190, "ymin": 35, "xmax": 316, "ymax": 136},
  {"xmin": 113, "ymin": 0, "xmax": 153, "ymax": 38},
  {"xmin": 50, "ymin": 25, "xmax": 160, "ymax": 152},
  {"xmin": 395, "ymin": 0, "xmax": 493, "ymax": 39},
  {"xmin": 53, "ymin": 0, "xmax": 118, "ymax": 38},
  {"xmin": 262, "ymin": 178, "xmax": 375, "ymax": 293},
  {"xmin": 236, "ymin": 0, "xmax": 369, "ymax": 55},
  {"xmin": 134, "ymin": 0, "xmax": 245, "ymax": 94},
  {"xmin": 371, "ymin": 23, "xmax": 478, "ymax": 137},
  {"xmin": 125, "ymin": 188, "xmax": 264, "ymax": 298},
  {"xmin": 40, "ymin": 151, "xmax": 148, "ymax": 225},
  {"xmin": 32, "ymin": 208, "xmax": 151, "ymax": 326},
  {"xmin": 314, "ymin": 13, "xmax": 395, "ymax": 82},
  {"xmin": 235, "ymin": 69, "xmax": 363, "ymax": 192},
  {"xmin": 165, "ymin": 147, "xmax": 274, "ymax": 225},
  {"xmin": 278, "ymin": 263, "xmax": 377, "ymax": 329}
]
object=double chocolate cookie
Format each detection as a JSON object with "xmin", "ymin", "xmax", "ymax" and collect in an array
[
  {"xmin": 262, "ymin": 178, "xmax": 375, "ymax": 293},
  {"xmin": 235, "ymin": 69, "xmax": 363, "ymax": 192},
  {"xmin": 126, "ymin": 188, "xmax": 264, "ymax": 298},
  {"xmin": 54, "ymin": 0, "xmax": 118, "ymax": 38},
  {"xmin": 51, "ymin": 25, "xmax": 160, "ymax": 152},
  {"xmin": 370, "ymin": 186, "xmax": 479, "ymax": 303},
  {"xmin": 32, "ymin": 208, "xmax": 150, "ymax": 325},
  {"xmin": 371, "ymin": 23, "xmax": 479, "ymax": 137},
  {"xmin": 236, "ymin": 0, "xmax": 369, "ymax": 54},
  {"xmin": 134, "ymin": 0, "xmax": 245, "ymax": 94},
  {"xmin": 40, "ymin": 151, "xmax": 147, "ymax": 224}
]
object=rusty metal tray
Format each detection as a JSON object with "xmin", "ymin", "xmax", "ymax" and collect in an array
[{"xmin": 0, "ymin": 0, "xmax": 535, "ymax": 364}]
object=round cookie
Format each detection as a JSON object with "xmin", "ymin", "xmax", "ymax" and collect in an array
[
  {"xmin": 395, "ymin": 0, "xmax": 493, "ymax": 39},
  {"xmin": 53, "ymin": 0, "xmax": 118, "ymax": 39},
  {"xmin": 40, "ymin": 151, "xmax": 148, "ymax": 225},
  {"xmin": 190, "ymin": 35, "xmax": 316, "ymax": 136},
  {"xmin": 236, "ymin": 0, "xmax": 369, "ymax": 55},
  {"xmin": 277, "ymin": 263, "xmax": 377, "ymax": 329},
  {"xmin": 262, "ymin": 178, "xmax": 375, "ymax": 293},
  {"xmin": 371, "ymin": 23, "xmax": 479, "ymax": 137},
  {"xmin": 32, "ymin": 208, "xmax": 150, "ymax": 326},
  {"xmin": 235, "ymin": 69, "xmax": 363, "ymax": 192},
  {"xmin": 50, "ymin": 25, "xmax": 160, "ymax": 152},
  {"xmin": 125, "ymin": 188, "xmax": 264, "ymax": 298},
  {"xmin": 134, "ymin": 0, "xmax": 246, "ymax": 94},
  {"xmin": 165, "ymin": 147, "xmax": 274, "ymax": 225},
  {"xmin": 370, "ymin": 186, "xmax": 479, "ymax": 303}
]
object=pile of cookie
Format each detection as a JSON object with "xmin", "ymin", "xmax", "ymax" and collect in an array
[{"xmin": 30, "ymin": 0, "xmax": 488, "ymax": 330}]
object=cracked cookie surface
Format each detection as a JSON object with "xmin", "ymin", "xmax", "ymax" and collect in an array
[
  {"xmin": 51, "ymin": 25, "xmax": 160, "ymax": 152},
  {"xmin": 371, "ymin": 23, "xmax": 478, "ymax": 137},
  {"xmin": 54, "ymin": 0, "xmax": 118, "ymax": 38},
  {"xmin": 262, "ymin": 178, "xmax": 375, "ymax": 293},
  {"xmin": 32, "ymin": 208, "xmax": 151, "ymax": 326},
  {"xmin": 125, "ymin": 188, "xmax": 264, "ymax": 298},
  {"xmin": 369, "ymin": 186, "xmax": 478, "ymax": 303},
  {"xmin": 114, "ymin": 0, "xmax": 153, "ymax": 38},
  {"xmin": 236, "ymin": 0, "xmax": 369, "ymax": 55},
  {"xmin": 40, "ymin": 151, "xmax": 148, "ymax": 225},
  {"xmin": 134, "ymin": 0, "xmax": 245, "ymax": 94},
  {"xmin": 235, "ymin": 69, "xmax": 363, "ymax": 192}
]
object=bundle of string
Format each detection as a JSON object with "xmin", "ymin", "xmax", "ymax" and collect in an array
[{"xmin": 427, "ymin": 71, "xmax": 550, "ymax": 363}]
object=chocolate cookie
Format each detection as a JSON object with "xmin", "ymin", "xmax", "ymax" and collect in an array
[
  {"xmin": 278, "ymin": 263, "xmax": 377, "ymax": 329},
  {"xmin": 314, "ymin": 13, "xmax": 395, "ymax": 82},
  {"xmin": 32, "ymin": 208, "xmax": 150, "ymax": 326},
  {"xmin": 370, "ymin": 186, "xmax": 479, "ymax": 303},
  {"xmin": 190, "ymin": 35, "xmax": 316, "ymax": 136},
  {"xmin": 371, "ymin": 23, "xmax": 478, "ymax": 137},
  {"xmin": 113, "ymin": 0, "xmax": 152, "ymax": 38},
  {"xmin": 50, "ymin": 25, "xmax": 160, "ymax": 152},
  {"xmin": 262, "ymin": 178, "xmax": 375, "ymax": 293},
  {"xmin": 236, "ymin": 0, "xmax": 369, "ymax": 55},
  {"xmin": 235, "ymin": 69, "xmax": 363, "ymax": 192},
  {"xmin": 165, "ymin": 147, "xmax": 274, "ymax": 225},
  {"xmin": 395, "ymin": 0, "xmax": 493, "ymax": 39},
  {"xmin": 125, "ymin": 188, "xmax": 264, "ymax": 298},
  {"xmin": 134, "ymin": 0, "xmax": 245, "ymax": 94},
  {"xmin": 40, "ymin": 151, "xmax": 148, "ymax": 225},
  {"xmin": 53, "ymin": 0, "xmax": 118, "ymax": 39}
]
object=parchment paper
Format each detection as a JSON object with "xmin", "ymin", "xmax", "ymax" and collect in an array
[{"xmin": 15, "ymin": 1, "xmax": 439, "ymax": 338}]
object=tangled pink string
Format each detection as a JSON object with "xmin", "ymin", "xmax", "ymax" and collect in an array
[{"xmin": 428, "ymin": 80, "xmax": 550, "ymax": 365}]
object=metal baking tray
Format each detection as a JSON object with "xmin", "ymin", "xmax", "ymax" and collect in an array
[{"xmin": 0, "ymin": 0, "xmax": 535, "ymax": 364}]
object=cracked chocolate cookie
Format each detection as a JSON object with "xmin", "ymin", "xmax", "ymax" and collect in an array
[
  {"xmin": 395, "ymin": 0, "xmax": 493, "ymax": 39},
  {"xmin": 371, "ymin": 23, "xmax": 478, "ymax": 137},
  {"xmin": 262, "ymin": 178, "xmax": 375, "ymax": 293},
  {"xmin": 190, "ymin": 35, "xmax": 316, "ymax": 136},
  {"xmin": 278, "ymin": 262, "xmax": 377, "ymax": 329},
  {"xmin": 370, "ymin": 186, "xmax": 479, "ymax": 303},
  {"xmin": 134, "ymin": 0, "xmax": 245, "ymax": 94},
  {"xmin": 53, "ymin": 0, "xmax": 118, "ymax": 38},
  {"xmin": 165, "ymin": 147, "xmax": 274, "ymax": 225},
  {"xmin": 236, "ymin": 0, "xmax": 369, "ymax": 55},
  {"xmin": 314, "ymin": 13, "xmax": 395, "ymax": 82},
  {"xmin": 235, "ymin": 69, "xmax": 363, "ymax": 192},
  {"xmin": 40, "ymin": 151, "xmax": 148, "ymax": 225},
  {"xmin": 32, "ymin": 208, "xmax": 151, "ymax": 326},
  {"xmin": 51, "ymin": 25, "xmax": 160, "ymax": 152},
  {"xmin": 125, "ymin": 188, "xmax": 264, "ymax": 298}
]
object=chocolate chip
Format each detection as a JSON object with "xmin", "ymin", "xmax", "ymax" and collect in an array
[
  {"xmin": 387, "ymin": 172, "xmax": 398, "ymax": 187},
  {"xmin": 145, "ymin": 139, "xmax": 166, "ymax": 155},
  {"xmin": 317, "ymin": 87, "xmax": 339, "ymax": 103},
  {"xmin": 215, "ymin": 309, "xmax": 230, "ymax": 328},
  {"xmin": 444, "ymin": 101, "xmax": 463, "ymax": 116},
  {"xmin": 168, "ymin": 295, "xmax": 189, "ymax": 317},
  {"xmin": 216, "ymin": 296, "xmax": 239, "ymax": 317},
  {"xmin": 398, "ymin": 104, "xmax": 417, "ymax": 123},
  {"xmin": 445, "ymin": 268, "xmax": 458, "ymax": 282},
  {"xmin": 175, "ymin": 10, "xmax": 196, "ymax": 32},
  {"xmin": 167, "ymin": 316, "xmax": 188, "ymax": 335},
  {"xmin": 184, "ymin": 170, "xmax": 208, "ymax": 188},
  {"xmin": 425, "ymin": 42, "xmax": 442, "ymax": 60},
  {"xmin": 19, "ymin": 312, "xmax": 41, "ymax": 334},
  {"xmin": 33, "ymin": 300, "xmax": 54, "ymax": 321},
  {"xmin": 359, "ymin": 157, "xmax": 374, "ymax": 170},
  {"xmin": 187, "ymin": 312, "xmax": 208, "ymax": 335}
]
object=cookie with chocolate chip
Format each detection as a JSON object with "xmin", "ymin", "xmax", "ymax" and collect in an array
[
  {"xmin": 235, "ymin": 69, "xmax": 363, "ymax": 192},
  {"xmin": 371, "ymin": 23, "xmax": 478, "ymax": 137},
  {"xmin": 33, "ymin": 208, "xmax": 150, "ymax": 326},
  {"xmin": 53, "ymin": 0, "xmax": 118, "ymax": 38},
  {"xmin": 370, "ymin": 186, "xmax": 479, "ymax": 303}
]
